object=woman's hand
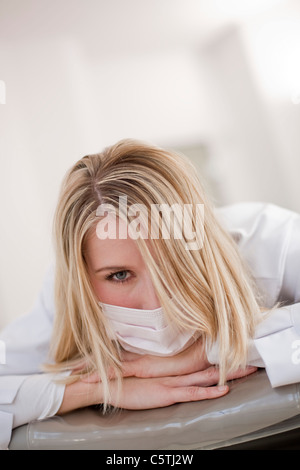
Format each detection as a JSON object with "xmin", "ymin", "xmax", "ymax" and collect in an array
[
  {"xmin": 58, "ymin": 370, "xmax": 229, "ymax": 415},
  {"xmin": 107, "ymin": 365, "xmax": 259, "ymax": 410},
  {"xmin": 83, "ymin": 337, "xmax": 258, "ymax": 386},
  {"xmin": 82, "ymin": 337, "xmax": 210, "ymax": 383},
  {"xmin": 58, "ymin": 365, "xmax": 257, "ymax": 415},
  {"xmin": 121, "ymin": 337, "xmax": 211, "ymax": 379},
  {"xmin": 107, "ymin": 369, "xmax": 230, "ymax": 410},
  {"xmin": 58, "ymin": 337, "xmax": 257, "ymax": 415}
]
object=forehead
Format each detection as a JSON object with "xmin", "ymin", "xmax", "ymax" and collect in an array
[{"xmin": 84, "ymin": 215, "xmax": 152, "ymax": 269}]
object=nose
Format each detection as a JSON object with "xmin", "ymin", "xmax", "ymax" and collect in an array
[{"xmin": 140, "ymin": 272, "xmax": 161, "ymax": 310}]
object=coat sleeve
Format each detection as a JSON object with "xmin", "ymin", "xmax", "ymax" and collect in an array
[
  {"xmin": 0, "ymin": 264, "xmax": 67, "ymax": 450},
  {"xmin": 207, "ymin": 203, "xmax": 300, "ymax": 388},
  {"xmin": 253, "ymin": 211, "xmax": 300, "ymax": 387},
  {"xmin": 0, "ymin": 264, "xmax": 55, "ymax": 376},
  {"xmin": 0, "ymin": 373, "xmax": 67, "ymax": 449}
]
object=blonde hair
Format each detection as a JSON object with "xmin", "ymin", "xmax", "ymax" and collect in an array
[{"xmin": 47, "ymin": 138, "xmax": 264, "ymax": 408}]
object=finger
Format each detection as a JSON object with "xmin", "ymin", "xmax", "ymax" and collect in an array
[
  {"xmin": 164, "ymin": 367, "xmax": 220, "ymax": 388},
  {"xmin": 165, "ymin": 365, "xmax": 258, "ymax": 389},
  {"xmin": 121, "ymin": 361, "xmax": 137, "ymax": 378},
  {"xmin": 168, "ymin": 384, "xmax": 229, "ymax": 404},
  {"xmin": 120, "ymin": 350, "xmax": 141, "ymax": 362},
  {"xmin": 121, "ymin": 356, "xmax": 153, "ymax": 378},
  {"xmin": 225, "ymin": 366, "xmax": 257, "ymax": 381},
  {"xmin": 197, "ymin": 365, "xmax": 257, "ymax": 386}
]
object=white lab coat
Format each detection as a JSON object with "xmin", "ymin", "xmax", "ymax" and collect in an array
[{"xmin": 0, "ymin": 201, "xmax": 300, "ymax": 449}]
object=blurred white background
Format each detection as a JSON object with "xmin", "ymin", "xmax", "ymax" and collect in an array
[{"xmin": 0, "ymin": 0, "xmax": 300, "ymax": 329}]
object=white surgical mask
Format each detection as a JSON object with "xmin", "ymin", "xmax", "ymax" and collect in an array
[{"xmin": 100, "ymin": 302, "xmax": 196, "ymax": 356}]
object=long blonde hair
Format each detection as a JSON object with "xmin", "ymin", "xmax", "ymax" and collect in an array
[{"xmin": 48, "ymin": 138, "xmax": 264, "ymax": 407}]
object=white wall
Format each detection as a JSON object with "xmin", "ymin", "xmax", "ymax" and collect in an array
[
  {"xmin": 241, "ymin": 0, "xmax": 300, "ymax": 212},
  {"xmin": 196, "ymin": 25, "xmax": 292, "ymax": 209},
  {"xmin": 0, "ymin": 38, "xmax": 211, "ymax": 330},
  {"xmin": 1, "ymin": 0, "xmax": 300, "ymax": 329},
  {"xmin": 0, "ymin": 39, "xmax": 87, "ymax": 328}
]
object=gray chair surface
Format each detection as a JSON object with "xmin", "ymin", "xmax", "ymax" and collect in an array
[{"xmin": 9, "ymin": 370, "xmax": 300, "ymax": 450}]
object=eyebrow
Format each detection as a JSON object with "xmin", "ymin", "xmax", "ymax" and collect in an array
[{"xmin": 95, "ymin": 265, "xmax": 129, "ymax": 274}]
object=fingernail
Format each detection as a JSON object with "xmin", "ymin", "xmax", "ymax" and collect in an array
[{"xmin": 217, "ymin": 386, "xmax": 228, "ymax": 392}]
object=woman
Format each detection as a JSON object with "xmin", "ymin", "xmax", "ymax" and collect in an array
[{"xmin": 1, "ymin": 139, "xmax": 300, "ymax": 449}]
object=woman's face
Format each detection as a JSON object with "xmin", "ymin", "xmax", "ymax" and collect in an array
[{"xmin": 84, "ymin": 216, "xmax": 161, "ymax": 310}]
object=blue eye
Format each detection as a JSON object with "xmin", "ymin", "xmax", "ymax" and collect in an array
[
  {"xmin": 114, "ymin": 271, "xmax": 127, "ymax": 280},
  {"xmin": 106, "ymin": 270, "xmax": 131, "ymax": 284}
]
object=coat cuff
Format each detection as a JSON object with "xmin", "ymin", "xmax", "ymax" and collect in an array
[{"xmin": 254, "ymin": 326, "xmax": 300, "ymax": 387}]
